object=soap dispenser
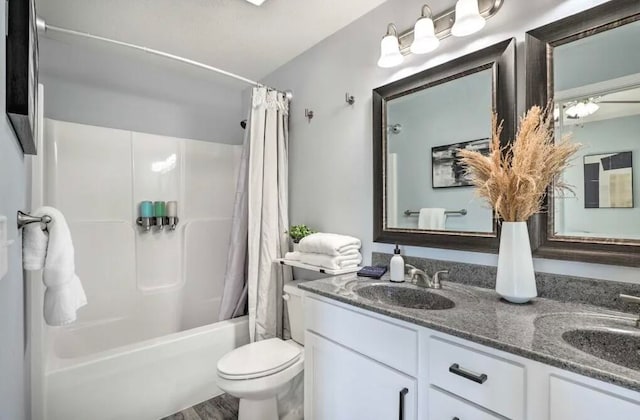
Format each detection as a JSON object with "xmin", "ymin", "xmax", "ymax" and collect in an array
[{"xmin": 390, "ymin": 244, "xmax": 405, "ymax": 283}]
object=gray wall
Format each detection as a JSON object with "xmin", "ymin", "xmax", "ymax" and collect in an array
[
  {"xmin": 559, "ymin": 115, "xmax": 640, "ymax": 237},
  {"xmin": 263, "ymin": 0, "xmax": 640, "ymax": 283},
  {"xmin": 387, "ymin": 69, "xmax": 493, "ymax": 232},
  {"xmin": 41, "ymin": 37, "xmax": 246, "ymax": 144},
  {"xmin": 0, "ymin": 5, "xmax": 29, "ymax": 420}
]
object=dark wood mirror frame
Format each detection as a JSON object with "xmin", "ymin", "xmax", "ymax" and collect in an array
[
  {"xmin": 525, "ymin": 0, "xmax": 640, "ymax": 267},
  {"xmin": 373, "ymin": 38, "xmax": 516, "ymax": 253}
]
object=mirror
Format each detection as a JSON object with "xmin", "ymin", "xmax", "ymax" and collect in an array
[
  {"xmin": 526, "ymin": 1, "xmax": 640, "ymax": 266},
  {"xmin": 373, "ymin": 39, "xmax": 516, "ymax": 252}
]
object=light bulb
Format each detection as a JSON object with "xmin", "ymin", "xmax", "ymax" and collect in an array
[
  {"xmin": 451, "ymin": 0, "xmax": 486, "ymax": 37},
  {"xmin": 377, "ymin": 31, "xmax": 404, "ymax": 68},
  {"xmin": 410, "ymin": 16, "xmax": 439, "ymax": 54}
]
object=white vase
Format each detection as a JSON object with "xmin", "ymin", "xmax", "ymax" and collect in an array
[
  {"xmin": 496, "ymin": 221, "xmax": 537, "ymax": 303},
  {"xmin": 292, "ymin": 242, "xmax": 300, "ymax": 252}
]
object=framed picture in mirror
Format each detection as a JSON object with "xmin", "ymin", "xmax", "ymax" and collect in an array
[
  {"xmin": 431, "ymin": 138, "xmax": 490, "ymax": 188},
  {"xmin": 526, "ymin": 0, "xmax": 640, "ymax": 266}
]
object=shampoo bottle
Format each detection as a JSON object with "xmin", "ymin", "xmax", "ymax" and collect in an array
[{"xmin": 389, "ymin": 244, "xmax": 404, "ymax": 283}]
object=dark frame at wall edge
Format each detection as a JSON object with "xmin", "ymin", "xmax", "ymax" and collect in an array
[
  {"xmin": 525, "ymin": 0, "xmax": 640, "ymax": 267},
  {"xmin": 373, "ymin": 38, "xmax": 516, "ymax": 253}
]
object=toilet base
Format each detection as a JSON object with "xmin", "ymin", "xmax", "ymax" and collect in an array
[{"xmin": 239, "ymin": 397, "xmax": 278, "ymax": 420}]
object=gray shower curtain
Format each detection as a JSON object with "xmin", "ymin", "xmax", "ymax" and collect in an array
[{"xmin": 218, "ymin": 87, "xmax": 292, "ymax": 342}]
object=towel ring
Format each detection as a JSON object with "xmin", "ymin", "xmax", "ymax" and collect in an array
[{"xmin": 17, "ymin": 211, "xmax": 52, "ymax": 230}]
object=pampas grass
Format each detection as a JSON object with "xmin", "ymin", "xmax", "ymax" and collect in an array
[{"xmin": 458, "ymin": 106, "xmax": 580, "ymax": 222}]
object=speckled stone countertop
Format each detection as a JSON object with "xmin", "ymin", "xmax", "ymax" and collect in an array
[{"xmin": 298, "ymin": 274, "xmax": 640, "ymax": 393}]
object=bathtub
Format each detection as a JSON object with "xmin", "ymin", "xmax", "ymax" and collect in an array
[{"xmin": 45, "ymin": 316, "xmax": 249, "ymax": 420}]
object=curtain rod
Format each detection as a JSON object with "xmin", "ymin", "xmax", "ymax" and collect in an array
[{"xmin": 36, "ymin": 17, "xmax": 282, "ymax": 92}]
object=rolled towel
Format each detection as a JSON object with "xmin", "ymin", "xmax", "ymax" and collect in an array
[
  {"xmin": 27, "ymin": 207, "xmax": 87, "ymax": 326},
  {"xmin": 298, "ymin": 251, "xmax": 362, "ymax": 270},
  {"xmin": 298, "ymin": 233, "xmax": 361, "ymax": 256},
  {"xmin": 23, "ymin": 213, "xmax": 49, "ymax": 270},
  {"xmin": 418, "ymin": 208, "xmax": 446, "ymax": 230}
]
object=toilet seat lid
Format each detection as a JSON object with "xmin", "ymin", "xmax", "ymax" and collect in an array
[{"xmin": 217, "ymin": 338, "xmax": 302, "ymax": 380}]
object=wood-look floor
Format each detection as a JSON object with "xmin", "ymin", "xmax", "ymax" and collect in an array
[{"xmin": 161, "ymin": 394, "xmax": 239, "ymax": 420}]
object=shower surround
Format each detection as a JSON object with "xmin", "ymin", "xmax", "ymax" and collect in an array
[{"xmin": 32, "ymin": 119, "xmax": 249, "ymax": 420}]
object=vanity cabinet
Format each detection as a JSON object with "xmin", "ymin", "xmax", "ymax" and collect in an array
[
  {"xmin": 304, "ymin": 332, "xmax": 417, "ymax": 420},
  {"xmin": 304, "ymin": 294, "xmax": 640, "ymax": 420}
]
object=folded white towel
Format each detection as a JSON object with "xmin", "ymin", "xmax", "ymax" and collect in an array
[
  {"xmin": 22, "ymin": 214, "xmax": 49, "ymax": 271},
  {"xmin": 418, "ymin": 208, "xmax": 446, "ymax": 230},
  {"xmin": 284, "ymin": 251, "xmax": 301, "ymax": 261},
  {"xmin": 293, "ymin": 251, "xmax": 362, "ymax": 270},
  {"xmin": 298, "ymin": 233, "xmax": 361, "ymax": 256},
  {"xmin": 24, "ymin": 207, "xmax": 87, "ymax": 326}
]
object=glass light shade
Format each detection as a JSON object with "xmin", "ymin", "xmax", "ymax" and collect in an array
[
  {"xmin": 451, "ymin": 0, "xmax": 486, "ymax": 37},
  {"xmin": 377, "ymin": 35, "xmax": 404, "ymax": 68},
  {"xmin": 410, "ymin": 17, "xmax": 440, "ymax": 54},
  {"xmin": 565, "ymin": 101, "xmax": 599, "ymax": 119}
]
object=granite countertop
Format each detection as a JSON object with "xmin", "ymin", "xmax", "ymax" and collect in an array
[{"xmin": 298, "ymin": 275, "xmax": 640, "ymax": 392}]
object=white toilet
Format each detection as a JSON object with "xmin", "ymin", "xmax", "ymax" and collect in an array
[{"xmin": 216, "ymin": 282, "xmax": 305, "ymax": 420}]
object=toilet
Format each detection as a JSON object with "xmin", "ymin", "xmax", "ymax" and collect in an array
[{"xmin": 216, "ymin": 282, "xmax": 305, "ymax": 420}]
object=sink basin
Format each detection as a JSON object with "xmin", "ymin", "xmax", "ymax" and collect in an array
[
  {"xmin": 355, "ymin": 285, "xmax": 455, "ymax": 310},
  {"xmin": 562, "ymin": 328, "xmax": 640, "ymax": 370}
]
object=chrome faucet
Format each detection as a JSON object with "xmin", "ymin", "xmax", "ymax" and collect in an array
[
  {"xmin": 620, "ymin": 294, "xmax": 640, "ymax": 328},
  {"xmin": 405, "ymin": 264, "xmax": 449, "ymax": 289}
]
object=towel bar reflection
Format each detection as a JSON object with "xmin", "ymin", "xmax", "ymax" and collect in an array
[
  {"xmin": 404, "ymin": 209, "xmax": 467, "ymax": 216},
  {"xmin": 17, "ymin": 211, "xmax": 52, "ymax": 230}
]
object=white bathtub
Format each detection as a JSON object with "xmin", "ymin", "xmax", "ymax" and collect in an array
[{"xmin": 45, "ymin": 316, "xmax": 249, "ymax": 420}]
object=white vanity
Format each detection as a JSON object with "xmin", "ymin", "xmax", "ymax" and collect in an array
[{"xmin": 302, "ymin": 290, "xmax": 640, "ymax": 420}]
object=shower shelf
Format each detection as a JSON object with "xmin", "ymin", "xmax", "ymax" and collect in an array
[{"xmin": 274, "ymin": 259, "xmax": 361, "ymax": 275}]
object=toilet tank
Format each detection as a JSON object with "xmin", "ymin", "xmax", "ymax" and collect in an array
[{"xmin": 283, "ymin": 281, "xmax": 305, "ymax": 345}]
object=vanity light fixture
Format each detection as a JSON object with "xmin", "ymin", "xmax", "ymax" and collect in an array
[
  {"xmin": 410, "ymin": 6, "xmax": 440, "ymax": 54},
  {"xmin": 565, "ymin": 98, "xmax": 600, "ymax": 119},
  {"xmin": 377, "ymin": 24, "xmax": 404, "ymax": 68},
  {"xmin": 377, "ymin": 0, "xmax": 502, "ymax": 68},
  {"xmin": 451, "ymin": 0, "xmax": 486, "ymax": 37}
]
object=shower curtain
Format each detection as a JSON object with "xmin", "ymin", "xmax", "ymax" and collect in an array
[{"xmin": 219, "ymin": 87, "xmax": 292, "ymax": 342}]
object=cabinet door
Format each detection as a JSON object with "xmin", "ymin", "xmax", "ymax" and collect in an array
[
  {"xmin": 550, "ymin": 376, "xmax": 640, "ymax": 420},
  {"xmin": 305, "ymin": 331, "xmax": 417, "ymax": 420}
]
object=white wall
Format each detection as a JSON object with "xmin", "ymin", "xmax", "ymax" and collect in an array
[
  {"xmin": 263, "ymin": 0, "xmax": 640, "ymax": 283},
  {"xmin": 0, "ymin": 5, "xmax": 29, "ymax": 420},
  {"xmin": 40, "ymin": 37, "xmax": 246, "ymax": 145}
]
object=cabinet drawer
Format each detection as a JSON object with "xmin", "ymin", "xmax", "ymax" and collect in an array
[
  {"xmin": 305, "ymin": 296, "xmax": 418, "ymax": 376},
  {"xmin": 428, "ymin": 387, "xmax": 503, "ymax": 420},
  {"xmin": 428, "ymin": 336, "xmax": 524, "ymax": 420},
  {"xmin": 550, "ymin": 376, "xmax": 640, "ymax": 420}
]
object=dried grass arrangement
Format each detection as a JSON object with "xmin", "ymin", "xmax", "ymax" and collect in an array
[{"xmin": 458, "ymin": 105, "xmax": 581, "ymax": 222}]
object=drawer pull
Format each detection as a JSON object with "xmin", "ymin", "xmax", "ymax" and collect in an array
[
  {"xmin": 398, "ymin": 387, "xmax": 409, "ymax": 420},
  {"xmin": 453, "ymin": 418, "xmax": 460, "ymax": 420},
  {"xmin": 449, "ymin": 363, "xmax": 488, "ymax": 384}
]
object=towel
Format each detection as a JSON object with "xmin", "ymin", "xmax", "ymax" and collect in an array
[
  {"xmin": 298, "ymin": 233, "xmax": 361, "ymax": 256},
  {"xmin": 23, "ymin": 207, "xmax": 87, "ymax": 326},
  {"xmin": 286, "ymin": 251, "xmax": 362, "ymax": 270},
  {"xmin": 418, "ymin": 208, "xmax": 446, "ymax": 230},
  {"xmin": 22, "ymin": 214, "xmax": 49, "ymax": 270}
]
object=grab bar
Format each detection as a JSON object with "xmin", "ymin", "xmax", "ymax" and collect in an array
[{"xmin": 404, "ymin": 209, "xmax": 467, "ymax": 217}]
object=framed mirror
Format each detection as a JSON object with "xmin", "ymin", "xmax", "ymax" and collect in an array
[
  {"xmin": 373, "ymin": 39, "xmax": 516, "ymax": 252},
  {"xmin": 526, "ymin": 0, "xmax": 640, "ymax": 266}
]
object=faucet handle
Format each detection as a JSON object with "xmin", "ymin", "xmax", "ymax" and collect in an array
[{"xmin": 432, "ymin": 270, "xmax": 449, "ymax": 286}]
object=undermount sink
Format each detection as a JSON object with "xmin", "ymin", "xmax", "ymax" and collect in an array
[
  {"xmin": 562, "ymin": 328, "xmax": 640, "ymax": 370},
  {"xmin": 355, "ymin": 284, "xmax": 455, "ymax": 310}
]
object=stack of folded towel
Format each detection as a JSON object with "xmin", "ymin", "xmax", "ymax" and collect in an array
[{"xmin": 285, "ymin": 233, "xmax": 362, "ymax": 270}]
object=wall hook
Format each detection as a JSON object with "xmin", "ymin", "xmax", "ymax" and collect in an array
[
  {"xmin": 305, "ymin": 108, "xmax": 314, "ymax": 122},
  {"xmin": 345, "ymin": 93, "xmax": 355, "ymax": 105}
]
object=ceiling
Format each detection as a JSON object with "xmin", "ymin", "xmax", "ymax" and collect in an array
[{"xmin": 36, "ymin": 0, "xmax": 389, "ymax": 82}]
